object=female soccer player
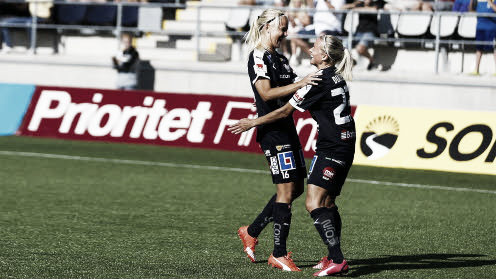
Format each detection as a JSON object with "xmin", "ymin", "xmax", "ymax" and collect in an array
[
  {"xmin": 230, "ymin": 35, "xmax": 355, "ymax": 276},
  {"xmin": 236, "ymin": 8, "xmax": 321, "ymax": 272}
]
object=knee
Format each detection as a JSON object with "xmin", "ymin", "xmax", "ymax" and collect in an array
[
  {"xmin": 276, "ymin": 187, "xmax": 293, "ymax": 203},
  {"xmin": 305, "ymin": 196, "xmax": 319, "ymax": 213},
  {"xmin": 278, "ymin": 192, "xmax": 292, "ymax": 203}
]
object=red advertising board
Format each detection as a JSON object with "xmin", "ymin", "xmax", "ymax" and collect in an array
[{"xmin": 18, "ymin": 86, "xmax": 356, "ymax": 158}]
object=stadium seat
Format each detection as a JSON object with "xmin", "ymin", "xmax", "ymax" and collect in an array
[
  {"xmin": 430, "ymin": 14, "xmax": 459, "ymax": 37},
  {"xmin": 225, "ymin": 8, "xmax": 250, "ymax": 30},
  {"xmin": 378, "ymin": 13, "xmax": 396, "ymax": 38},
  {"xmin": 225, "ymin": 8, "xmax": 250, "ymax": 41},
  {"xmin": 396, "ymin": 13, "xmax": 432, "ymax": 36},
  {"xmin": 122, "ymin": 6, "xmax": 139, "ymax": 27},
  {"xmin": 343, "ymin": 12, "xmax": 359, "ymax": 34},
  {"xmin": 457, "ymin": 14, "xmax": 477, "ymax": 38},
  {"xmin": 9, "ymin": 28, "xmax": 59, "ymax": 53},
  {"xmin": 55, "ymin": 4, "xmax": 87, "ymax": 25},
  {"xmin": 138, "ymin": 7, "xmax": 163, "ymax": 32},
  {"xmin": 85, "ymin": 4, "xmax": 117, "ymax": 25}
]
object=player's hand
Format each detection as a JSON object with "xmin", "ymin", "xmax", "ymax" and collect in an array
[
  {"xmin": 300, "ymin": 71, "xmax": 322, "ymax": 87},
  {"xmin": 228, "ymin": 118, "xmax": 256, "ymax": 134}
]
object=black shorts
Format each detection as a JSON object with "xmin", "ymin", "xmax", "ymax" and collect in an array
[
  {"xmin": 308, "ymin": 153, "xmax": 353, "ymax": 196},
  {"xmin": 261, "ymin": 142, "xmax": 307, "ymax": 184}
]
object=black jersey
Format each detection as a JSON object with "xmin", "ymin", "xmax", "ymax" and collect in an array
[
  {"xmin": 289, "ymin": 66, "xmax": 356, "ymax": 158},
  {"xmin": 248, "ymin": 48, "xmax": 299, "ymax": 143}
]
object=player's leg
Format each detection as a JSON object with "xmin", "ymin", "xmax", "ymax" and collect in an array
[
  {"xmin": 238, "ymin": 143, "xmax": 303, "ymax": 264},
  {"xmin": 267, "ymin": 145, "xmax": 306, "ymax": 271},
  {"xmin": 306, "ymin": 155, "xmax": 351, "ymax": 276},
  {"xmin": 306, "ymin": 185, "xmax": 344, "ymax": 264},
  {"xmin": 246, "ymin": 194, "xmax": 276, "ymax": 237},
  {"xmin": 243, "ymin": 175, "xmax": 303, "ymax": 243},
  {"xmin": 238, "ymin": 145, "xmax": 280, "ymax": 262},
  {"xmin": 238, "ymin": 194, "xmax": 276, "ymax": 262},
  {"xmin": 267, "ymin": 180, "xmax": 301, "ymax": 271},
  {"xmin": 307, "ymin": 184, "xmax": 348, "ymax": 276}
]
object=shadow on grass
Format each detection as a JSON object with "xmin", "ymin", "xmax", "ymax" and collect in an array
[
  {"xmin": 254, "ymin": 253, "xmax": 495, "ymax": 277},
  {"xmin": 343, "ymin": 253, "xmax": 496, "ymax": 277}
]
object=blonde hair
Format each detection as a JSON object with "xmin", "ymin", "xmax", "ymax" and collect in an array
[
  {"xmin": 244, "ymin": 9, "xmax": 287, "ymax": 51},
  {"xmin": 320, "ymin": 35, "xmax": 353, "ymax": 81}
]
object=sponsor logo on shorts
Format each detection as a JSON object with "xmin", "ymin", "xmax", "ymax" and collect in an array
[
  {"xmin": 325, "ymin": 157, "xmax": 346, "ymax": 166},
  {"xmin": 322, "ymin": 167, "xmax": 336, "ymax": 181},
  {"xmin": 278, "ymin": 151, "xmax": 296, "ymax": 171},
  {"xmin": 276, "ymin": 144, "xmax": 291, "ymax": 152},
  {"xmin": 265, "ymin": 149, "xmax": 271, "ymax": 156},
  {"xmin": 270, "ymin": 156, "xmax": 280, "ymax": 175}
]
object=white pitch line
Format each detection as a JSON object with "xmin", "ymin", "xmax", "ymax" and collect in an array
[
  {"xmin": 348, "ymin": 178, "xmax": 496, "ymax": 195},
  {"xmin": 0, "ymin": 150, "xmax": 495, "ymax": 195},
  {"xmin": 0, "ymin": 150, "xmax": 267, "ymax": 174}
]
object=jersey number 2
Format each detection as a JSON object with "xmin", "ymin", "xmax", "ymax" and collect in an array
[{"xmin": 331, "ymin": 86, "xmax": 352, "ymax": 125}]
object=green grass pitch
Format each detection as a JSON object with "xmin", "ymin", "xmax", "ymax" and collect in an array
[{"xmin": 0, "ymin": 136, "xmax": 495, "ymax": 278}]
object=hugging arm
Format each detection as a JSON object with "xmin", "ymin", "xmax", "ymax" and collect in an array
[{"xmin": 228, "ymin": 103, "xmax": 296, "ymax": 134}]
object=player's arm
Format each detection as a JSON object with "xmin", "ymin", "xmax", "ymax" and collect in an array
[
  {"xmin": 228, "ymin": 103, "xmax": 295, "ymax": 134},
  {"xmin": 255, "ymin": 71, "xmax": 321, "ymax": 102}
]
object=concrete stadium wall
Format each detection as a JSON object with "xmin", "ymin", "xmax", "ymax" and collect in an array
[{"xmin": 0, "ymin": 48, "xmax": 495, "ymax": 112}]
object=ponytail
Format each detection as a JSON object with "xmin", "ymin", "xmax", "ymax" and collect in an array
[
  {"xmin": 244, "ymin": 9, "xmax": 286, "ymax": 51},
  {"xmin": 336, "ymin": 48, "xmax": 353, "ymax": 81}
]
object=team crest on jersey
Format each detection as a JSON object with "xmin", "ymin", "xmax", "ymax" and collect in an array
[
  {"xmin": 278, "ymin": 151, "xmax": 296, "ymax": 171},
  {"xmin": 322, "ymin": 167, "xmax": 336, "ymax": 181},
  {"xmin": 270, "ymin": 156, "xmax": 280, "ymax": 175},
  {"xmin": 283, "ymin": 64, "xmax": 291, "ymax": 72}
]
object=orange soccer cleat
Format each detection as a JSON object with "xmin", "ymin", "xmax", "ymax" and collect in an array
[
  {"xmin": 313, "ymin": 259, "xmax": 349, "ymax": 277},
  {"xmin": 312, "ymin": 256, "xmax": 329, "ymax": 269},
  {"xmin": 268, "ymin": 252, "xmax": 301, "ymax": 272},
  {"xmin": 237, "ymin": 226, "xmax": 258, "ymax": 262}
]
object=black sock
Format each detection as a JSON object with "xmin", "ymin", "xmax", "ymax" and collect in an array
[
  {"xmin": 310, "ymin": 207, "xmax": 344, "ymax": 264},
  {"xmin": 330, "ymin": 206, "xmax": 341, "ymax": 239},
  {"xmin": 247, "ymin": 194, "xmax": 276, "ymax": 238},
  {"xmin": 273, "ymin": 202, "xmax": 291, "ymax": 258}
]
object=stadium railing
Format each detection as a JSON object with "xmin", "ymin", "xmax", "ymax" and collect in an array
[{"xmin": 0, "ymin": 0, "xmax": 495, "ymax": 74}]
